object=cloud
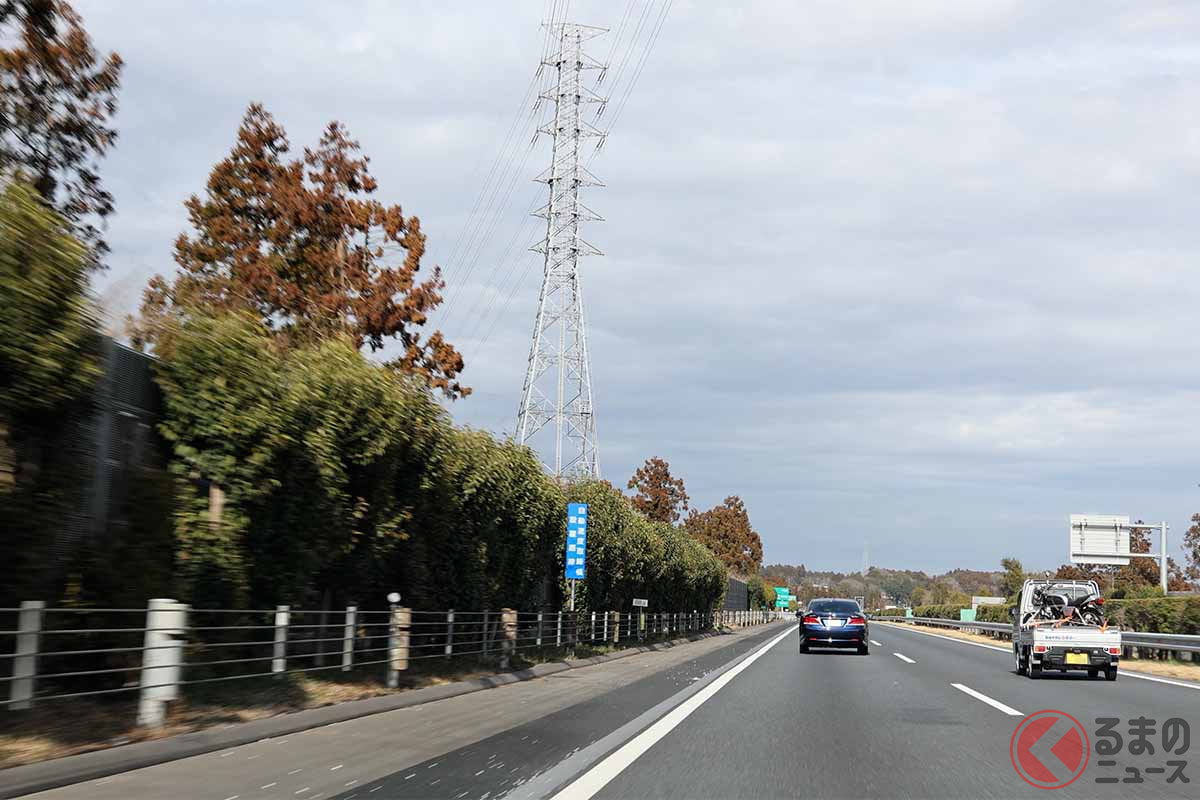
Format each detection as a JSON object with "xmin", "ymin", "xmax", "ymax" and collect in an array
[{"xmin": 78, "ymin": 0, "xmax": 1200, "ymax": 574}]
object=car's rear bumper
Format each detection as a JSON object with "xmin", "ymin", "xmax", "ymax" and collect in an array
[
  {"xmin": 801, "ymin": 624, "xmax": 866, "ymax": 646},
  {"xmin": 1037, "ymin": 647, "xmax": 1117, "ymax": 671}
]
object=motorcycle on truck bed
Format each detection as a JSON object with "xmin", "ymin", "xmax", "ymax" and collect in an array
[{"xmin": 1011, "ymin": 579, "xmax": 1122, "ymax": 681}]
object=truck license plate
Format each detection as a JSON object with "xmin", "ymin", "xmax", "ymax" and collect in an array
[{"xmin": 1065, "ymin": 652, "xmax": 1088, "ymax": 665}]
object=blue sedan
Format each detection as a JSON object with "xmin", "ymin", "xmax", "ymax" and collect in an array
[{"xmin": 798, "ymin": 598, "xmax": 869, "ymax": 655}]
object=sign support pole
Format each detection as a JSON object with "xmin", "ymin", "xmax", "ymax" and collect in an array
[
  {"xmin": 569, "ymin": 579, "xmax": 576, "ymax": 612},
  {"xmin": 1160, "ymin": 522, "xmax": 1168, "ymax": 594}
]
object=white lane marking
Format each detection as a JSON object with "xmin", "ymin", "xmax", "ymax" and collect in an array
[
  {"xmin": 869, "ymin": 639, "xmax": 881, "ymax": 647},
  {"xmin": 288, "ymin": 769, "xmax": 303, "ymax": 775},
  {"xmin": 405, "ymin": 773, "xmax": 417, "ymax": 780},
  {"xmin": 880, "ymin": 622, "xmax": 1200, "ymax": 691},
  {"xmin": 548, "ymin": 625, "xmax": 793, "ymax": 800},
  {"xmin": 344, "ymin": 780, "xmax": 358, "ymax": 787},
  {"xmin": 1120, "ymin": 671, "xmax": 1200, "ymax": 690},
  {"xmin": 951, "ymin": 683, "xmax": 1023, "ymax": 716},
  {"xmin": 877, "ymin": 622, "xmax": 1008, "ymax": 652},
  {"xmin": 893, "ymin": 652, "xmax": 915, "ymax": 664},
  {"xmin": 330, "ymin": 765, "xmax": 343, "ymax": 771},
  {"xmin": 261, "ymin": 783, "xmax": 276, "ymax": 790},
  {"xmin": 294, "ymin": 788, "xmax": 310, "ymax": 796},
  {"xmin": 222, "ymin": 796, "xmax": 239, "ymax": 800}
]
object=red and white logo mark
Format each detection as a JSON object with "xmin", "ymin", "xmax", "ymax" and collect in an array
[{"xmin": 1010, "ymin": 710, "xmax": 1090, "ymax": 789}]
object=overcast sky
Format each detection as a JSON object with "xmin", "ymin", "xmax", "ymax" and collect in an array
[{"xmin": 81, "ymin": 1, "xmax": 1200, "ymax": 574}]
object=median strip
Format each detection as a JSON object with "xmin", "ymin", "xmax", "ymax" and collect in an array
[
  {"xmin": 893, "ymin": 653, "xmax": 915, "ymax": 664},
  {"xmin": 951, "ymin": 682, "xmax": 1022, "ymax": 716}
]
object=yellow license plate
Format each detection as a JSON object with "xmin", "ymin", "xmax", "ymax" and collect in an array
[{"xmin": 1065, "ymin": 652, "xmax": 1089, "ymax": 665}]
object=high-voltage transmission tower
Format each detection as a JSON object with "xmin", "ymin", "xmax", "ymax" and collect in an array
[{"xmin": 516, "ymin": 22, "xmax": 606, "ymax": 478}]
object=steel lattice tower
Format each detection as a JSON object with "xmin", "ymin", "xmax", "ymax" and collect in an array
[{"xmin": 516, "ymin": 23, "xmax": 606, "ymax": 478}]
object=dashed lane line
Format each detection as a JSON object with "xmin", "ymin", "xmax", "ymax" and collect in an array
[{"xmin": 951, "ymin": 682, "xmax": 1023, "ymax": 716}]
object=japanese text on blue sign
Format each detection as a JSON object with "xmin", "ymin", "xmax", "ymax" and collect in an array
[{"xmin": 565, "ymin": 502, "xmax": 588, "ymax": 580}]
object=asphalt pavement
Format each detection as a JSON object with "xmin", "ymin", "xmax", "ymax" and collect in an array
[
  {"xmin": 587, "ymin": 622, "xmax": 1200, "ymax": 800},
  {"xmin": 7, "ymin": 620, "xmax": 1199, "ymax": 799}
]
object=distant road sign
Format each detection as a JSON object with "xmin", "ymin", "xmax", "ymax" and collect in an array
[
  {"xmin": 1069, "ymin": 514, "xmax": 1131, "ymax": 566},
  {"xmin": 565, "ymin": 502, "xmax": 588, "ymax": 579},
  {"xmin": 632, "ymin": 598, "xmax": 648, "ymax": 608}
]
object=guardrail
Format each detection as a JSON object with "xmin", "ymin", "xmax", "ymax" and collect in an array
[
  {"xmin": 0, "ymin": 602, "xmax": 778, "ymax": 726},
  {"xmin": 873, "ymin": 615, "xmax": 1200, "ymax": 655}
]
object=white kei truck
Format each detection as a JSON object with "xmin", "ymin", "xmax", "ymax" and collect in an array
[{"xmin": 1011, "ymin": 579, "xmax": 1122, "ymax": 682}]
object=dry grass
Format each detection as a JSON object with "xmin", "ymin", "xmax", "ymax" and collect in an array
[
  {"xmin": 875, "ymin": 621, "xmax": 1200, "ymax": 682},
  {"xmin": 0, "ymin": 639, "xmax": 649, "ymax": 770}
]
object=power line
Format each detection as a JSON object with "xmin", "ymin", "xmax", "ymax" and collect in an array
[
  {"xmin": 437, "ymin": 0, "xmax": 571, "ymax": 325},
  {"xmin": 601, "ymin": 0, "xmax": 673, "ymax": 141}
]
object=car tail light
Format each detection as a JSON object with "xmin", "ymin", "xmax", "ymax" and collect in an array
[
  {"xmin": 1034, "ymin": 644, "xmax": 1047, "ymax": 653},
  {"xmin": 802, "ymin": 615, "xmax": 819, "ymax": 625},
  {"xmin": 848, "ymin": 615, "xmax": 866, "ymax": 626},
  {"xmin": 1095, "ymin": 597, "xmax": 1105, "ymax": 605},
  {"xmin": 1107, "ymin": 646, "xmax": 1121, "ymax": 655}
]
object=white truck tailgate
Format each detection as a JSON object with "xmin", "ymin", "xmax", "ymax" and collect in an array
[{"xmin": 1032, "ymin": 627, "xmax": 1121, "ymax": 649}]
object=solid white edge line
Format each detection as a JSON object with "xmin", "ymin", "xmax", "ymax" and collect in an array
[
  {"xmin": 951, "ymin": 682, "xmax": 1023, "ymax": 716},
  {"xmin": 877, "ymin": 621, "xmax": 1200, "ymax": 691},
  {"xmin": 1119, "ymin": 671, "xmax": 1200, "ymax": 690},
  {"xmin": 893, "ymin": 652, "xmax": 915, "ymax": 664},
  {"xmin": 875, "ymin": 621, "xmax": 1009, "ymax": 652},
  {"xmin": 548, "ymin": 625, "xmax": 794, "ymax": 800}
]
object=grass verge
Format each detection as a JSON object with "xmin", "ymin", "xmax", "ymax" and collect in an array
[{"xmin": 0, "ymin": 634, "xmax": 692, "ymax": 770}]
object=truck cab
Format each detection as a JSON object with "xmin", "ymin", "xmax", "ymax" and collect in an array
[{"xmin": 1011, "ymin": 579, "xmax": 1121, "ymax": 681}]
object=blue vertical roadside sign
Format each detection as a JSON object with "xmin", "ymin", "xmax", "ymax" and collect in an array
[{"xmin": 565, "ymin": 502, "xmax": 588, "ymax": 580}]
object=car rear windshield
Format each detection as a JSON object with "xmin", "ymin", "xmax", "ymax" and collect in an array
[{"xmin": 807, "ymin": 600, "xmax": 860, "ymax": 615}]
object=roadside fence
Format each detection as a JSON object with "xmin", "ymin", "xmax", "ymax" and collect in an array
[{"xmin": 0, "ymin": 602, "xmax": 776, "ymax": 727}]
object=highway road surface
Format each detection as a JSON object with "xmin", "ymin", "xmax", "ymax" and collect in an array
[{"xmin": 8, "ymin": 621, "xmax": 1199, "ymax": 799}]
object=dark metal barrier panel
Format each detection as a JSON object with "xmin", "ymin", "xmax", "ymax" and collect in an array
[{"xmin": 724, "ymin": 577, "xmax": 748, "ymax": 612}]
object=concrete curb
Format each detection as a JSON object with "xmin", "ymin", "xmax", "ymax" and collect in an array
[{"xmin": 0, "ymin": 625, "xmax": 776, "ymax": 798}]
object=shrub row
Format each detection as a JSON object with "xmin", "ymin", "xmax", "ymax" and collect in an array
[
  {"xmin": 912, "ymin": 603, "xmax": 969, "ymax": 620},
  {"xmin": 45, "ymin": 314, "xmax": 730, "ymax": 615},
  {"xmin": 1105, "ymin": 597, "xmax": 1200, "ymax": 635},
  {"xmin": 976, "ymin": 604, "xmax": 1012, "ymax": 623}
]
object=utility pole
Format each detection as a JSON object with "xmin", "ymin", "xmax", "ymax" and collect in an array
[{"xmin": 516, "ymin": 22, "xmax": 606, "ymax": 479}]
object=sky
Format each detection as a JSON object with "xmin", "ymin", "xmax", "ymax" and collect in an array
[{"xmin": 79, "ymin": 0, "xmax": 1200, "ymax": 574}]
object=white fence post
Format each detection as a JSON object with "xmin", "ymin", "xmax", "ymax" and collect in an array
[
  {"xmin": 556, "ymin": 611, "xmax": 562, "ymax": 647},
  {"xmin": 341, "ymin": 605, "xmax": 356, "ymax": 672},
  {"xmin": 136, "ymin": 599, "xmax": 188, "ymax": 728},
  {"xmin": 445, "ymin": 610, "xmax": 455, "ymax": 659},
  {"xmin": 602, "ymin": 611, "xmax": 608, "ymax": 643},
  {"xmin": 387, "ymin": 606, "xmax": 411, "ymax": 688},
  {"xmin": 536, "ymin": 610, "xmax": 543, "ymax": 647},
  {"xmin": 483, "ymin": 610, "xmax": 491, "ymax": 654},
  {"xmin": 9, "ymin": 601, "xmax": 44, "ymax": 711},
  {"xmin": 272, "ymin": 605, "xmax": 290, "ymax": 674},
  {"xmin": 591, "ymin": 611, "xmax": 596, "ymax": 642}
]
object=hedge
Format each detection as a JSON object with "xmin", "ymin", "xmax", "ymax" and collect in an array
[
  {"xmin": 1105, "ymin": 598, "xmax": 1200, "ymax": 635},
  {"xmin": 976, "ymin": 605, "xmax": 1012, "ymax": 623},
  {"xmin": 912, "ymin": 598, "xmax": 1200, "ymax": 633},
  {"xmin": 872, "ymin": 608, "xmax": 907, "ymax": 617},
  {"xmin": 912, "ymin": 603, "xmax": 969, "ymax": 620}
]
